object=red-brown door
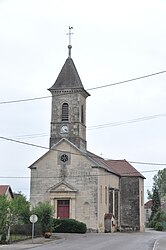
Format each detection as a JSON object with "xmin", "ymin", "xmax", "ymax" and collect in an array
[{"xmin": 57, "ymin": 200, "xmax": 70, "ymax": 218}]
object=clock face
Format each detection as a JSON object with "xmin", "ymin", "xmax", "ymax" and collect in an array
[{"xmin": 61, "ymin": 125, "xmax": 69, "ymax": 134}]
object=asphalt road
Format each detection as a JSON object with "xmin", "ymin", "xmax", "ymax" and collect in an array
[{"xmin": 1, "ymin": 230, "xmax": 166, "ymax": 250}]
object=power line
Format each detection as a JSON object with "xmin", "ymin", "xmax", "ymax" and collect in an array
[
  {"xmin": 0, "ymin": 70, "xmax": 166, "ymax": 105},
  {"xmin": 87, "ymin": 70, "xmax": 166, "ymax": 91},
  {"xmin": 130, "ymin": 161, "xmax": 166, "ymax": 166},
  {"xmin": 88, "ymin": 112, "xmax": 166, "ymax": 130},
  {"xmin": 7, "ymin": 133, "xmax": 48, "ymax": 140},
  {"xmin": 0, "ymin": 136, "xmax": 49, "ymax": 150},
  {"xmin": 1, "ymin": 111, "xmax": 166, "ymax": 142},
  {"xmin": 0, "ymin": 95, "xmax": 51, "ymax": 105},
  {"xmin": 0, "ymin": 170, "xmax": 161, "ymax": 179},
  {"xmin": 0, "ymin": 135, "xmax": 166, "ymax": 167}
]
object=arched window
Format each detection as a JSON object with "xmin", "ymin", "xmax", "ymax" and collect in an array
[
  {"xmin": 62, "ymin": 103, "xmax": 69, "ymax": 121},
  {"xmin": 81, "ymin": 105, "xmax": 84, "ymax": 124}
]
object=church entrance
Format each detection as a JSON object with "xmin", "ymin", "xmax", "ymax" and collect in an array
[{"xmin": 57, "ymin": 200, "xmax": 70, "ymax": 218}]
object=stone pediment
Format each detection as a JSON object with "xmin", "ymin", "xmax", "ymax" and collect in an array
[{"xmin": 49, "ymin": 181, "xmax": 78, "ymax": 193}]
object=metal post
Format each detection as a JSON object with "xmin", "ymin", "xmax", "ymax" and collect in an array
[
  {"xmin": 30, "ymin": 214, "xmax": 38, "ymax": 243},
  {"xmin": 32, "ymin": 222, "xmax": 34, "ymax": 243}
]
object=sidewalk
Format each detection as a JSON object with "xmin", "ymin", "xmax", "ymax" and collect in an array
[{"xmin": 0, "ymin": 235, "xmax": 60, "ymax": 249}]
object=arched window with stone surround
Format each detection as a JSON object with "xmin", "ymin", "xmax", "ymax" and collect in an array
[{"xmin": 62, "ymin": 103, "xmax": 69, "ymax": 121}]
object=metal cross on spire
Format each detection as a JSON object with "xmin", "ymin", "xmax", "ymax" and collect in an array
[{"xmin": 67, "ymin": 26, "xmax": 73, "ymax": 57}]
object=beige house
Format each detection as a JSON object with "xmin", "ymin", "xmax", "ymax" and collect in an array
[{"xmin": 29, "ymin": 44, "xmax": 145, "ymax": 232}]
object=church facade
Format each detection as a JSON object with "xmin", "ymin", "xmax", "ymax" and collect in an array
[{"xmin": 29, "ymin": 44, "xmax": 145, "ymax": 232}]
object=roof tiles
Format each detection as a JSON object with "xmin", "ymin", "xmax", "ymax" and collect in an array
[{"xmin": 105, "ymin": 159, "xmax": 145, "ymax": 178}]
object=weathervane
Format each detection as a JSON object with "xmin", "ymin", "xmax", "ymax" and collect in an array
[{"xmin": 67, "ymin": 26, "xmax": 73, "ymax": 57}]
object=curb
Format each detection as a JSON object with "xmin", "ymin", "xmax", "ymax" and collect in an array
[{"xmin": 153, "ymin": 239, "xmax": 158, "ymax": 250}]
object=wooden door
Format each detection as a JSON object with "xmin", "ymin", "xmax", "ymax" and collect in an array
[{"xmin": 57, "ymin": 200, "xmax": 70, "ymax": 218}]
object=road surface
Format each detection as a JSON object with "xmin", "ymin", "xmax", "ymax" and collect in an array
[{"xmin": 1, "ymin": 230, "xmax": 166, "ymax": 250}]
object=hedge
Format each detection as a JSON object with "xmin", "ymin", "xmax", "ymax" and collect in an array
[{"xmin": 53, "ymin": 218, "xmax": 87, "ymax": 233}]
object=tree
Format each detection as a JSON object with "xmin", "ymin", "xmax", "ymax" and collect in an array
[
  {"xmin": 150, "ymin": 208, "xmax": 166, "ymax": 231},
  {"xmin": 147, "ymin": 168, "xmax": 166, "ymax": 200},
  {"xmin": 32, "ymin": 202, "xmax": 54, "ymax": 234},
  {"xmin": 150, "ymin": 186, "xmax": 161, "ymax": 221},
  {"xmin": 0, "ymin": 193, "xmax": 31, "ymax": 242},
  {"xmin": 0, "ymin": 196, "xmax": 10, "ymax": 238},
  {"xmin": 10, "ymin": 192, "xmax": 30, "ymax": 224}
]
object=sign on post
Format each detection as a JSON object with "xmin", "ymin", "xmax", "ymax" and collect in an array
[{"xmin": 30, "ymin": 214, "xmax": 38, "ymax": 243}]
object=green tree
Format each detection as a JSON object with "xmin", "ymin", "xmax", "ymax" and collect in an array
[
  {"xmin": 150, "ymin": 208, "xmax": 166, "ymax": 230},
  {"xmin": 32, "ymin": 202, "xmax": 54, "ymax": 234},
  {"xmin": 150, "ymin": 186, "xmax": 161, "ymax": 221},
  {"xmin": 0, "ymin": 196, "xmax": 10, "ymax": 237},
  {"xmin": 10, "ymin": 192, "xmax": 30, "ymax": 224},
  {"xmin": 147, "ymin": 189, "xmax": 153, "ymax": 200},
  {"xmin": 147, "ymin": 168, "xmax": 166, "ymax": 200}
]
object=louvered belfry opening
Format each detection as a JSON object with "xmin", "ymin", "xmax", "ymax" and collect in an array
[{"xmin": 62, "ymin": 103, "xmax": 69, "ymax": 121}]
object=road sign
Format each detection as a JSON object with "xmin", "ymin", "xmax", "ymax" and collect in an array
[
  {"xmin": 30, "ymin": 214, "xmax": 38, "ymax": 223},
  {"xmin": 30, "ymin": 214, "xmax": 38, "ymax": 243}
]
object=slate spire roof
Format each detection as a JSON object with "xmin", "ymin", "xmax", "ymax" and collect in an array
[
  {"xmin": 48, "ymin": 38, "xmax": 90, "ymax": 97},
  {"xmin": 48, "ymin": 57, "xmax": 85, "ymax": 91}
]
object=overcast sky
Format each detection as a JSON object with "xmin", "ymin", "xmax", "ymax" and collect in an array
[{"xmin": 0, "ymin": 0, "xmax": 166, "ymax": 201}]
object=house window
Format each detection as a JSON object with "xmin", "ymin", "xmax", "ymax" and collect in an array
[{"xmin": 62, "ymin": 103, "xmax": 69, "ymax": 121}]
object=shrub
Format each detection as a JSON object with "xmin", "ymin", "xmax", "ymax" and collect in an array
[
  {"xmin": 53, "ymin": 218, "xmax": 87, "ymax": 233},
  {"xmin": 155, "ymin": 222, "xmax": 163, "ymax": 231},
  {"xmin": 149, "ymin": 208, "xmax": 166, "ymax": 230},
  {"xmin": 31, "ymin": 202, "xmax": 54, "ymax": 234},
  {"xmin": 1, "ymin": 232, "xmax": 6, "ymax": 242}
]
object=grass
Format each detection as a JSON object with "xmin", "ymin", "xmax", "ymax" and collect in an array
[{"xmin": 9, "ymin": 234, "xmax": 31, "ymax": 242}]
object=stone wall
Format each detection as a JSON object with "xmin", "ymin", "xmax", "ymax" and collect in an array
[
  {"xmin": 120, "ymin": 177, "xmax": 140, "ymax": 231},
  {"xmin": 30, "ymin": 140, "xmax": 99, "ymax": 230}
]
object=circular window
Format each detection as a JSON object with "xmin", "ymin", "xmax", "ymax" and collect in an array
[{"xmin": 60, "ymin": 154, "xmax": 68, "ymax": 163}]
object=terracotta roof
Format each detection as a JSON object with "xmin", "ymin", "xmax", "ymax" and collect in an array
[
  {"xmin": 0, "ymin": 185, "xmax": 14, "ymax": 198},
  {"xmin": 105, "ymin": 159, "xmax": 145, "ymax": 178},
  {"xmin": 87, "ymin": 152, "xmax": 144, "ymax": 179},
  {"xmin": 87, "ymin": 151, "xmax": 120, "ymax": 176},
  {"xmin": 144, "ymin": 199, "xmax": 153, "ymax": 209}
]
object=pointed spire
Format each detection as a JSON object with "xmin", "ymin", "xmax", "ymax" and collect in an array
[
  {"xmin": 48, "ymin": 57, "xmax": 84, "ymax": 90},
  {"xmin": 67, "ymin": 26, "xmax": 73, "ymax": 57}
]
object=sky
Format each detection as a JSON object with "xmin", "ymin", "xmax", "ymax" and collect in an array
[{"xmin": 0, "ymin": 0, "xmax": 166, "ymax": 201}]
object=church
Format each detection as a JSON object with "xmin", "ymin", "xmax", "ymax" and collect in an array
[{"xmin": 29, "ymin": 38, "xmax": 145, "ymax": 232}]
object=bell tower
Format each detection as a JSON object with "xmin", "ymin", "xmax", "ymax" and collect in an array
[{"xmin": 48, "ymin": 28, "xmax": 90, "ymax": 150}]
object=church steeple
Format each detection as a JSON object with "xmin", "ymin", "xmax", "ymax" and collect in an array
[{"xmin": 48, "ymin": 32, "xmax": 90, "ymax": 150}]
